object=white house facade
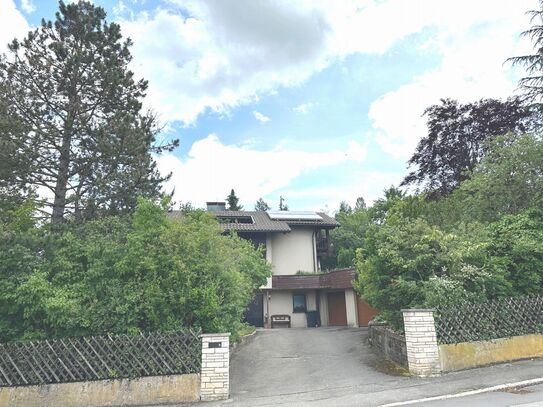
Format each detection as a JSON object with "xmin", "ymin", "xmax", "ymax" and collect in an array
[{"xmin": 171, "ymin": 203, "xmax": 378, "ymax": 329}]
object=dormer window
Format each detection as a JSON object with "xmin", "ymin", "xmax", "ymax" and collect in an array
[{"xmin": 217, "ymin": 215, "xmax": 254, "ymax": 224}]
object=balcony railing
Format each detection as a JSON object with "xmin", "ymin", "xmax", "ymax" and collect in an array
[{"xmin": 316, "ymin": 237, "xmax": 329, "ymax": 254}]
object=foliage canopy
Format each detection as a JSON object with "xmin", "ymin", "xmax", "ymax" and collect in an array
[{"xmin": 0, "ymin": 200, "xmax": 270, "ymax": 342}]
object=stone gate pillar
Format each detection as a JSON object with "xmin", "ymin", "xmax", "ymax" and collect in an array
[
  {"xmin": 200, "ymin": 333, "xmax": 230, "ymax": 401},
  {"xmin": 402, "ymin": 309, "xmax": 441, "ymax": 376}
]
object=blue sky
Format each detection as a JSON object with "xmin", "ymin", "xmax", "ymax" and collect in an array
[{"xmin": 0, "ymin": 0, "xmax": 537, "ymax": 211}]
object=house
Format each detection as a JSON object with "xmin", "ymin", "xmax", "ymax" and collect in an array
[{"xmin": 170, "ymin": 202, "xmax": 378, "ymax": 328}]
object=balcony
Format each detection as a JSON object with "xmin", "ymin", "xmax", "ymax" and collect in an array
[
  {"xmin": 316, "ymin": 237, "xmax": 330, "ymax": 255},
  {"xmin": 271, "ymin": 268, "xmax": 356, "ymax": 290}
]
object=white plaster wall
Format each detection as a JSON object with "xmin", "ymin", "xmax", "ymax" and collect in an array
[
  {"xmin": 270, "ymin": 228, "xmax": 316, "ymax": 275},
  {"xmin": 260, "ymin": 234, "xmax": 273, "ymax": 289},
  {"xmin": 265, "ymin": 234, "xmax": 273, "ymax": 263},
  {"xmin": 345, "ymin": 289, "xmax": 358, "ymax": 327},
  {"xmin": 268, "ymin": 290, "xmax": 317, "ymax": 328}
]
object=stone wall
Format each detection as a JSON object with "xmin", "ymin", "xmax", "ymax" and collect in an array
[
  {"xmin": 368, "ymin": 321, "xmax": 408, "ymax": 368},
  {"xmin": 0, "ymin": 374, "xmax": 200, "ymax": 407}
]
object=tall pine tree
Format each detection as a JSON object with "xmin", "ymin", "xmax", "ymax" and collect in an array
[
  {"xmin": 226, "ymin": 189, "xmax": 242, "ymax": 211},
  {"xmin": 0, "ymin": 1, "xmax": 177, "ymax": 223}
]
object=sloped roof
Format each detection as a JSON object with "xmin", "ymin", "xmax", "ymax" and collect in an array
[
  {"xmin": 212, "ymin": 210, "xmax": 339, "ymax": 233},
  {"xmin": 213, "ymin": 211, "xmax": 291, "ymax": 232},
  {"xmin": 285, "ymin": 212, "xmax": 339, "ymax": 227},
  {"xmin": 168, "ymin": 210, "xmax": 339, "ymax": 233}
]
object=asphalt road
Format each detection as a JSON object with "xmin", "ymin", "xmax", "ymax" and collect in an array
[{"xmin": 414, "ymin": 383, "xmax": 543, "ymax": 406}]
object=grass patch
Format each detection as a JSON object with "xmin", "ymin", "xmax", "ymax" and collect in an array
[{"xmin": 231, "ymin": 324, "xmax": 256, "ymax": 343}]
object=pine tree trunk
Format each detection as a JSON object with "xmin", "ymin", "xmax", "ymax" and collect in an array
[
  {"xmin": 51, "ymin": 131, "xmax": 72, "ymax": 224},
  {"xmin": 51, "ymin": 105, "xmax": 75, "ymax": 224}
]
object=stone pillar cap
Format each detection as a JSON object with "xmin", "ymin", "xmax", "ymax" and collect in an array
[
  {"xmin": 200, "ymin": 333, "xmax": 231, "ymax": 337},
  {"xmin": 401, "ymin": 308, "xmax": 436, "ymax": 312}
]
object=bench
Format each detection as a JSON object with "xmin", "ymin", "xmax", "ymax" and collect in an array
[{"xmin": 271, "ymin": 314, "xmax": 291, "ymax": 328}]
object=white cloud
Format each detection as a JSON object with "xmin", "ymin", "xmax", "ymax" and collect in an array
[
  {"xmin": 0, "ymin": 0, "xmax": 30, "ymax": 51},
  {"xmin": 282, "ymin": 170, "xmax": 404, "ymax": 212},
  {"xmin": 368, "ymin": 0, "xmax": 539, "ymax": 158},
  {"xmin": 119, "ymin": 2, "xmax": 330, "ymax": 124},
  {"xmin": 293, "ymin": 102, "xmax": 314, "ymax": 115},
  {"xmin": 155, "ymin": 134, "xmax": 367, "ymax": 207},
  {"xmin": 20, "ymin": 0, "xmax": 35, "ymax": 13},
  {"xmin": 116, "ymin": 0, "xmax": 538, "ymax": 125},
  {"xmin": 113, "ymin": 1, "xmax": 130, "ymax": 18},
  {"xmin": 1, "ymin": 0, "xmax": 537, "ymax": 134},
  {"xmin": 252, "ymin": 110, "xmax": 270, "ymax": 123}
]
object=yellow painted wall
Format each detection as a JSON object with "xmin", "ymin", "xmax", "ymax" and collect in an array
[
  {"xmin": 0, "ymin": 374, "xmax": 200, "ymax": 407},
  {"xmin": 439, "ymin": 334, "xmax": 543, "ymax": 372}
]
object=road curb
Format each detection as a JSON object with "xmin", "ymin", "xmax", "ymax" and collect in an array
[{"xmin": 380, "ymin": 377, "xmax": 543, "ymax": 406}]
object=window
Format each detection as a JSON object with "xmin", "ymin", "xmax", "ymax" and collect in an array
[
  {"xmin": 217, "ymin": 215, "xmax": 253, "ymax": 224},
  {"xmin": 292, "ymin": 293, "xmax": 307, "ymax": 313}
]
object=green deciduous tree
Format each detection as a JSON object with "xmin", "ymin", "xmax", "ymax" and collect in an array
[
  {"xmin": 354, "ymin": 197, "xmax": 366, "ymax": 210},
  {"xmin": 0, "ymin": 199, "xmax": 271, "ymax": 342},
  {"xmin": 338, "ymin": 201, "xmax": 352, "ymax": 214},
  {"xmin": 354, "ymin": 216, "xmax": 502, "ymax": 330},
  {"xmin": 452, "ymin": 133, "xmax": 543, "ymax": 223},
  {"xmin": 485, "ymin": 209, "xmax": 543, "ymax": 295},
  {"xmin": 0, "ymin": 200, "xmax": 42, "ymax": 340},
  {"xmin": 351, "ymin": 133, "xmax": 543, "ymax": 329},
  {"xmin": 401, "ymin": 98, "xmax": 537, "ymax": 198},
  {"xmin": 0, "ymin": 1, "xmax": 176, "ymax": 223},
  {"xmin": 254, "ymin": 197, "xmax": 270, "ymax": 211}
]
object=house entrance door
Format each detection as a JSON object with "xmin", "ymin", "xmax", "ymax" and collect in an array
[
  {"xmin": 244, "ymin": 292, "xmax": 264, "ymax": 327},
  {"xmin": 327, "ymin": 291, "xmax": 347, "ymax": 326}
]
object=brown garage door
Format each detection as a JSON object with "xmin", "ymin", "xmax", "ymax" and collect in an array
[
  {"xmin": 356, "ymin": 296, "xmax": 379, "ymax": 327},
  {"xmin": 327, "ymin": 291, "xmax": 347, "ymax": 326}
]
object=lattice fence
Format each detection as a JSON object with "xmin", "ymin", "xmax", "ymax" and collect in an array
[
  {"xmin": 0, "ymin": 329, "xmax": 201, "ymax": 387},
  {"xmin": 435, "ymin": 295, "xmax": 543, "ymax": 344}
]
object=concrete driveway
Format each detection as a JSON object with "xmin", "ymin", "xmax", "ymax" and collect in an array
[
  {"xmin": 225, "ymin": 328, "xmax": 543, "ymax": 407},
  {"xmin": 229, "ymin": 327, "xmax": 410, "ymax": 406},
  {"xmin": 149, "ymin": 328, "xmax": 543, "ymax": 407}
]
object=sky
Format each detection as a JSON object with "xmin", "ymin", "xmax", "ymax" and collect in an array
[{"xmin": 0, "ymin": 0, "xmax": 538, "ymax": 212}]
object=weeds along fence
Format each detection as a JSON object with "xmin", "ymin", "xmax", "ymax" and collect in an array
[
  {"xmin": 435, "ymin": 295, "xmax": 543, "ymax": 345},
  {"xmin": 0, "ymin": 329, "xmax": 201, "ymax": 387}
]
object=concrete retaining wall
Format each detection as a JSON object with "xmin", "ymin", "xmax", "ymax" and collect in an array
[
  {"xmin": 0, "ymin": 374, "xmax": 200, "ymax": 407},
  {"xmin": 439, "ymin": 333, "xmax": 543, "ymax": 372},
  {"xmin": 368, "ymin": 321, "xmax": 408, "ymax": 368}
]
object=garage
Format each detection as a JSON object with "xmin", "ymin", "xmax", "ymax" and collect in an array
[
  {"xmin": 327, "ymin": 291, "xmax": 348, "ymax": 326},
  {"xmin": 356, "ymin": 296, "xmax": 379, "ymax": 327}
]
